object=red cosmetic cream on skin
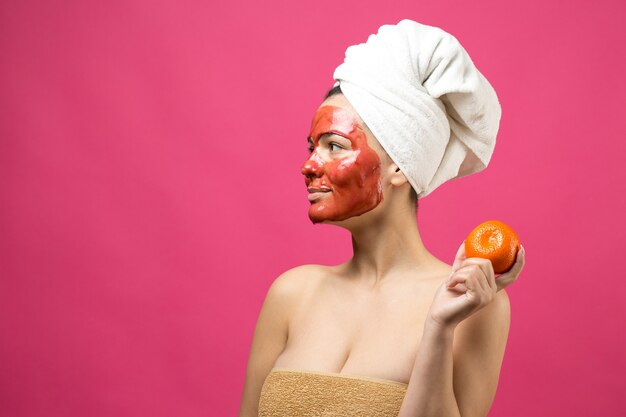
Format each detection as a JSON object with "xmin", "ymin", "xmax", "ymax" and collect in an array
[{"xmin": 301, "ymin": 105, "xmax": 383, "ymax": 223}]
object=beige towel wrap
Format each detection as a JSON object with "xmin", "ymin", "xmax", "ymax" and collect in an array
[{"xmin": 258, "ymin": 369, "xmax": 408, "ymax": 416}]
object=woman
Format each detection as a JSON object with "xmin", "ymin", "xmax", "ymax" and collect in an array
[{"xmin": 239, "ymin": 19, "xmax": 525, "ymax": 417}]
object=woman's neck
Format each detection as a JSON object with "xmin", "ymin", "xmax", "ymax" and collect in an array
[{"xmin": 344, "ymin": 208, "xmax": 440, "ymax": 287}]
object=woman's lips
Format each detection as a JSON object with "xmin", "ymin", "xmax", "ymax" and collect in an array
[{"xmin": 307, "ymin": 190, "xmax": 331, "ymax": 202}]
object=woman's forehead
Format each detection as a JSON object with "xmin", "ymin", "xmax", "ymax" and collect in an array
[{"xmin": 317, "ymin": 96, "xmax": 391, "ymax": 161}]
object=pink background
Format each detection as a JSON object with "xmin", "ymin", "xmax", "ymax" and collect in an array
[{"xmin": 1, "ymin": 1, "xmax": 625, "ymax": 416}]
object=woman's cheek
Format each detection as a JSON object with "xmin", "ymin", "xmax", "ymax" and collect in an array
[
  {"xmin": 326, "ymin": 156, "xmax": 360, "ymax": 187},
  {"xmin": 356, "ymin": 156, "xmax": 383, "ymax": 205}
]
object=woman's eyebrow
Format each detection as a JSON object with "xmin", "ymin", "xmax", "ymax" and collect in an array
[
  {"xmin": 319, "ymin": 132, "xmax": 349, "ymax": 141},
  {"xmin": 307, "ymin": 133, "xmax": 333, "ymax": 142},
  {"xmin": 308, "ymin": 132, "xmax": 351, "ymax": 144}
]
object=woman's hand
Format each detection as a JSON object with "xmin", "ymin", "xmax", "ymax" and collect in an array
[{"xmin": 427, "ymin": 241, "xmax": 526, "ymax": 330}]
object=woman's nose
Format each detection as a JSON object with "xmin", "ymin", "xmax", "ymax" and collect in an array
[{"xmin": 301, "ymin": 154, "xmax": 323, "ymax": 178}]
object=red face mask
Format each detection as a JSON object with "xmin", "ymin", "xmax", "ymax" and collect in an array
[{"xmin": 301, "ymin": 105, "xmax": 383, "ymax": 224}]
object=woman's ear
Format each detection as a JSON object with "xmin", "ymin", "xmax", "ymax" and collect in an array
[{"xmin": 389, "ymin": 164, "xmax": 409, "ymax": 187}]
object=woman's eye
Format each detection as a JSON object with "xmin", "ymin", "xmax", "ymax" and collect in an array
[
  {"xmin": 330, "ymin": 142, "xmax": 343, "ymax": 152},
  {"xmin": 308, "ymin": 146, "xmax": 315, "ymax": 153}
]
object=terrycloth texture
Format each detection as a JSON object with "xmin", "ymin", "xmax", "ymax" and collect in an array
[
  {"xmin": 333, "ymin": 19, "xmax": 502, "ymax": 199},
  {"xmin": 258, "ymin": 368, "xmax": 407, "ymax": 417}
]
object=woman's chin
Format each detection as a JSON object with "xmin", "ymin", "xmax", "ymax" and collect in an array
[{"xmin": 308, "ymin": 208, "xmax": 377, "ymax": 230}]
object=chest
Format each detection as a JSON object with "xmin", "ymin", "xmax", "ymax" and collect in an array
[{"xmin": 273, "ymin": 277, "xmax": 440, "ymax": 384}]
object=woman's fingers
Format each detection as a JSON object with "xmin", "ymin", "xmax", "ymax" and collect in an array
[
  {"xmin": 447, "ymin": 272, "xmax": 476, "ymax": 296},
  {"xmin": 456, "ymin": 258, "xmax": 496, "ymax": 291},
  {"xmin": 448, "ymin": 267, "xmax": 488, "ymax": 294},
  {"xmin": 437, "ymin": 242, "xmax": 525, "ymax": 327},
  {"xmin": 447, "ymin": 271, "xmax": 493, "ymax": 307},
  {"xmin": 447, "ymin": 271, "xmax": 468, "ymax": 289},
  {"xmin": 450, "ymin": 241, "xmax": 467, "ymax": 273},
  {"xmin": 448, "ymin": 240, "xmax": 525, "ymax": 296},
  {"xmin": 495, "ymin": 245, "xmax": 526, "ymax": 291},
  {"xmin": 448, "ymin": 260, "xmax": 497, "ymax": 302},
  {"xmin": 450, "ymin": 260, "xmax": 496, "ymax": 297}
]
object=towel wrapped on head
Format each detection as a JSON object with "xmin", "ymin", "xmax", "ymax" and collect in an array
[{"xmin": 333, "ymin": 19, "xmax": 502, "ymax": 199}]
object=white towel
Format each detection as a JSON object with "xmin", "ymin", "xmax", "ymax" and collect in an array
[{"xmin": 333, "ymin": 19, "xmax": 502, "ymax": 199}]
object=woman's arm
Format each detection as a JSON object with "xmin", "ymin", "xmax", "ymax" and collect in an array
[
  {"xmin": 238, "ymin": 269, "xmax": 301, "ymax": 417},
  {"xmin": 398, "ymin": 243, "xmax": 524, "ymax": 417},
  {"xmin": 398, "ymin": 291, "xmax": 510, "ymax": 417},
  {"xmin": 451, "ymin": 291, "xmax": 510, "ymax": 417}
]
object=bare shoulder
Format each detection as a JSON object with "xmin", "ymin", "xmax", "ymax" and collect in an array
[
  {"xmin": 456, "ymin": 288, "xmax": 511, "ymax": 338},
  {"xmin": 493, "ymin": 288, "xmax": 511, "ymax": 315},
  {"xmin": 272, "ymin": 263, "xmax": 326, "ymax": 287},
  {"xmin": 263, "ymin": 264, "xmax": 333, "ymax": 326},
  {"xmin": 481, "ymin": 288, "xmax": 511, "ymax": 321},
  {"xmin": 269, "ymin": 264, "xmax": 327, "ymax": 301}
]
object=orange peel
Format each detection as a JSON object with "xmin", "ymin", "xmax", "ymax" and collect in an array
[{"xmin": 465, "ymin": 220, "xmax": 521, "ymax": 274}]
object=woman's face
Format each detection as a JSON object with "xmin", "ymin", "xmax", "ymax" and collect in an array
[{"xmin": 301, "ymin": 97, "xmax": 384, "ymax": 224}]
